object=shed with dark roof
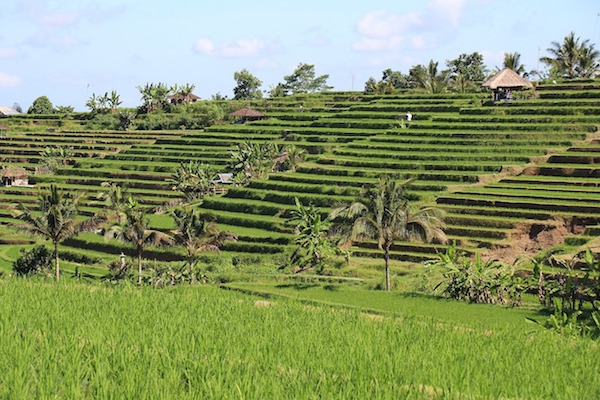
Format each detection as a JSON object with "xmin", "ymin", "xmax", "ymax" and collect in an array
[{"xmin": 229, "ymin": 107, "xmax": 267, "ymax": 123}]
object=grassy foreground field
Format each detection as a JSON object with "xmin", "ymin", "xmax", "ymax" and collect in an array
[{"xmin": 0, "ymin": 279, "xmax": 598, "ymax": 399}]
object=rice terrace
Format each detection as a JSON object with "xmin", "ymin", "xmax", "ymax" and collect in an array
[{"xmin": 2, "ymin": 24, "xmax": 600, "ymax": 399}]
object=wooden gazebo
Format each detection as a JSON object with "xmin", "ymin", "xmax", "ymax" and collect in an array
[
  {"xmin": 482, "ymin": 68, "xmax": 533, "ymax": 101},
  {"xmin": 1, "ymin": 165, "xmax": 29, "ymax": 186},
  {"xmin": 229, "ymin": 108, "xmax": 267, "ymax": 123}
]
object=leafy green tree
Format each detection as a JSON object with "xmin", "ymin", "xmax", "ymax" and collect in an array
[
  {"xmin": 118, "ymin": 110, "xmax": 136, "ymax": 130},
  {"xmin": 330, "ymin": 175, "xmax": 447, "ymax": 291},
  {"xmin": 86, "ymin": 93, "xmax": 100, "ymax": 113},
  {"xmin": 12, "ymin": 245, "xmax": 52, "ymax": 276},
  {"xmin": 11, "ymin": 185, "xmax": 91, "ymax": 281},
  {"xmin": 96, "ymin": 182, "xmax": 133, "ymax": 224},
  {"xmin": 445, "ymin": 52, "xmax": 487, "ymax": 82},
  {"xmin": 136, "ymin": 82, "xmax": 171, "ymax": 113},
  {"xmin": 409, "ymin": 60, "xmax": 450, "ymax": 93},
  {"xmin": 281, "ymin": 63, "xmax": 333, "ymax": 95},
  {"xmin": 107, "ymin": 90, "xmax": 122, "ymax": 113},
  {"xmin": 27, "ymin": 96, "xmax": 54, "ymax": 114},
  {"xmin": 228, "ymin": 141, "xmax": 281, "ymax": 183},
  {"xmin": 104, "ymin": 199, "xmax": 174, "ymax": 285},
  {"xmin": 540, "ymin": 32, "xmax": 600, "ymax": 79},
  {"xmin": 288, "ymin": 198, "xmax": 333, "ymax": 273},
  {"xmin": 169, "ymin": 206, "xmax": 237, "ymax": 279},
  {"xmin": 40, "ymin": 146, "xmax": 73, "ymax": 172},
  {"xmin": 278, "ymin": 144, "xmax": 306, "ymax": 172},
  {"xmin": 233, "ymin": 69, "xmax": 263, "ymax": 100},
  {"xmin": 168, "ymin": 161, "xmax": 217, "ymax": 202},
  {"xmin": 55, "ymin": 105, "xmax": 74, "ymax": 115}
]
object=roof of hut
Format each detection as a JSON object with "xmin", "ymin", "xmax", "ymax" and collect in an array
[
  {"xmin": 229, "ymin": 107, "xmax": 266, "ymax": 117},
  {"xmin": 1, "ymin": 165, "xmax": 28, "ymax": 178},
  {"xmin": 0, "ymin": 106, "xmax": 22, "ymax": 117},
  {"xmin": 166, "ymin": 93, "xmax": 201, "ymax": 102},
  {"xmin": 482, "ymin": 68, "xmax": 533, "ymax": 90}
]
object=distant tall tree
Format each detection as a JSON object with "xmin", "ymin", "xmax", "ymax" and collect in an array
[
  {"xmin": 40, "ymin": 146, "xmax": 73, "ymax": 172},
  {"xmin": 104, "ymin": 199, "xmax": 174, "ymax": 285},
  {"xmin": 540, "ymin": 32, "xmax": 600, "ymax": 79},
  {"xmin": 107, "ymin": 90, "xmax": 122, "ymax": 113},
  {"xmin": 136, "ymin": 82, "xmax": 170, "ymax": 113},
  {"xmin": 503, "ymin": 52, "xmax": 527, "ymax": 76},
  {"xmin": 27, "ymin": 96, "xmax": 54, "ymax": 114},
  {"xmin": 445, "ymin": 52, "xmax": 488, "ymax": 82},
  {"xmin": 409, "ymin": 60, "xmax": 450, "ymax": 93},
  {"xmin": 11, "ymin": 185, "xmax": 91, "ymax": 281},
  {"xmin": 445, "ymin": 52, "xmax": 488, "ymax": 92},
  {"xmin": 233, "ymin": 69, "xmax": 263, "ymax": 100},
  {"xmin": 167, "ymin": 161, "xmax": 217, "ymax": 202},
  {"xmin": 169, "ymin": 206, "xmax": 237, "ymax": 280},
  {"xmin": 281, "ymin": 63, "xmax": 333, "ymax": 95},
  {"xmin": 12, "ymin": 102, "xmax": 22, "ymax": 113},
  {"xmin": 86, "ymin": 93, "xmax": 100, "ymax": 113},
  {"xmin": 330, "ymin": 176, "xmax": 447, "ymax": 291}
]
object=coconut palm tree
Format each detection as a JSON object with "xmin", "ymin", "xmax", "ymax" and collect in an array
[
  {"xmin": 104, "ymin": 199, "xmax": 174, "ymax": 285},
  {"xmin": 11, "ymin": 185, "xmax": 92, "ymax": 281},
  {"xmin": 330, "ymin": 175, "xmax": 447, "ymax": 291},
  {"xmin": 409, "ymin": 60, "xmax": 449, "ymax": 93},
  {"xmin": 169, "ymin": 206, "xmax": 237, "ymax": 280},
  {"xmin": 540, "ymin": 32, "xmax": 599, "ymax": 79},
  {"xmin": 95, "ymin": 182, "xmax": 132, "ymax": 224},
  {"xmin": 503, "ymin": 52, "xmax": 527, "ymax": 76}
]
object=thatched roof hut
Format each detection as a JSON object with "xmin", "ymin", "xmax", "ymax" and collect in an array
[
  {"xmin": 482, "ymin": 68, "xmax": 533, "ymax": 90},
  {"xmin": 167, "ymin": 93, "xmax": 201, "ymax": 105},
  {"xmin": 482, "ymin": 68, "xmax": 533, "ymax": 101},
  {"xmin": 1, "ymin": 165, "xmax": 29, "ymax": 186},
  {"xmin": 229, "ymin": 107, "xmax": 267, "ymax": 123}
]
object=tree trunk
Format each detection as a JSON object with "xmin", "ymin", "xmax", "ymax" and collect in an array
[
  {"xmin": 54, "ymin": 240, "xmax": 60, "ymax": 282},
  {"xmin": 137, "ymin": 247, "xmax": 143, "ymax": 286},
  {"xmin": 189, "ymin": 254, "xmax": 195, "ymax": 284},
  {"xmin": 384, "ymin": 246, "xmax": 391, "ymax": 291}
]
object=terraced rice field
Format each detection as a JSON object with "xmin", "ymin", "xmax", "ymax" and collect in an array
[{"xmin": 0, "ymin": 84, "xmax": 599, "ymax": 269}]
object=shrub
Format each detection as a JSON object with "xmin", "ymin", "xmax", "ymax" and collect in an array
[{"xmin": 13, "ymin": 245, "xmax": 52, "ymax": 276}]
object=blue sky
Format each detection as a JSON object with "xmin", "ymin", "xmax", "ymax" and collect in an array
[{"xmin": 0, "ymin": 0, "xmax": 598, "ymax": 110}]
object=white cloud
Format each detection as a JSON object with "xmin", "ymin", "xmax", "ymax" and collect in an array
[
  {"xmin": 0, "ymin": 71, "xmax": 22, "ymax": 87},
  {"xmin": 353, "ymin": 0, "xmax": 469, "ymax": 53},
  {"xmin": 194, "ymin": 38, "xmax": 267, "ymax": 58},
  {"xmin": 194, "ymin": 38, "xmax": 215, "ymax": 55},
  {"xmin": 356, "ymin": 10, "xmax": 422, "ymax": 38},
  {"xmin": 427, "ymin": 0, "xmax": 468, "ymax": 26}
]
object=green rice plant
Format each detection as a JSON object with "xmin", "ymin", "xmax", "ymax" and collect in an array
[{"xmin": 0, "ymin": 281, "xmax": 598, "ymax": 398}]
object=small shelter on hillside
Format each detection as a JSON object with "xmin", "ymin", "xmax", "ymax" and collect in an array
[
  {"xmin": 166, "ymin": 93, "xmax": 201, "ymax": 105},
  {"xmin": 229, "ymin": 108, "xmax": 267, "ymax": 124},
  {"xmin": 482, "ymin": 68, "xmax": 534, "ymax": 101},
  {"xmin": 1, "ymin": 165, "xmax": 29, "ymax": 186}
]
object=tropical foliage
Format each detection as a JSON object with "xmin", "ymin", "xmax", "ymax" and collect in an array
[
  {"xmin": 330, "ymin": 175, "xmax": 447, "ymax": 290},
  {"xmin": 540, "ymin": 31, "xmax": 600, "ymax": 79},
  {"xmin": 11, "ymin": 185, "xmax": 93, "ymax": 281},
  {"xmin": 287, "ymin": 198, "xmax": 334, "ymax": 273}
]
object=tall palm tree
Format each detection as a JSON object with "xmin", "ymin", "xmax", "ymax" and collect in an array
[
  {"xmin": 11, "ymin": 185, "xmax": 92, "ymax": 281},
  {"xmin": 104, "ymin": 199, "xmax": 174, "ymax": 285},
  {"xmin": 177, "ymin": 83, "xmax": 196, "ymax": 105},
  {"xmin": 330, "ymin": 176, "xmax": 447, "ymax": 291},
  {"xmin": 503, "ymin": 52, "xmax": 527, "ymax": 76},
  {"xmin": 107, "ymin": 90, "xmax": 122, "ymax": 114},
  {"xmin": 410, "ymin": 60, "xmax": 449, "ymax": 93},
  {"xmin": 539, "ymin": 32, "xmax": 599, "ymax": 79},
  {"xmin": 96, "ymin": 182, "xmax": 132, "ymax": 224},
  {"xmin": 169, "ymin": 206, "xmax": 237, "ymax": 280}
]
